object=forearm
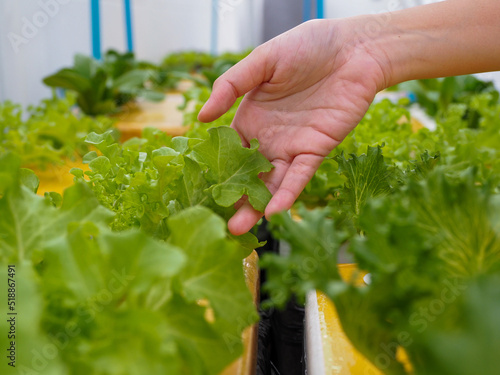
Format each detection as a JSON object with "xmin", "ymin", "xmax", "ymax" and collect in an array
[{"xmin": 354, "ymin": 0, "xmax": 500, "ymax": 88}]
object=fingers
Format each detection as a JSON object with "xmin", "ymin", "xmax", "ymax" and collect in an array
[
  {"xmin": 228, "ymin": 154, "xmax": 323, "ymax": 235},
  {"xmin": 197, "ymin": 47, "xmax": 272, "ymax": 123},
  {"xmin": 265, "ymin": 153, "xmax": 324, "ymax": 219},
  {"xmin": 228, "ymin": 201, "xmax": 264, "ymax": 236},
  {"xmin": 227, "ymin": 160, "xmax": 288, "ymax": 235}
]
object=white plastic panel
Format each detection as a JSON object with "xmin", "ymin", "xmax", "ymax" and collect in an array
[
  {"xmin": 3, "ymin": 0, "xmax": 495, "ymax": 107},
  {"xmin": 0, "ymin": 0, "xmax": 91, "ymax": 107},
  {"xmin": 0, "ymin": 0, "xmax": 264, "ymax": 106},
  {"xmin": 101, "ymin": 0, "xmax": 127, "ymax": 53},
  {"xmin": 323, "ymin": 0, "xmax": 500, "ymax": 89},
  {"xmin": 133, "ymin": 0, "xmax": 212, "ymax": 61},
  {"xmin": 305, "ymin": 291, "xmax": 325, "ymax": 375},
  {"xmin": 325, "ymin": 0, "xmax": 400, "ymax": 19},
  {"xmin": 325, "ymin": 0, "xmax": 446, "ymax": 19},
  {"xmin": 218, "ymin": 0, "xmax": 264, "ymax": 52}
]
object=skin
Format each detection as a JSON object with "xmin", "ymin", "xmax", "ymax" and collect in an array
[{"xmin": 198, "ymin": 0, "xmax": 500, "ymax": 235}]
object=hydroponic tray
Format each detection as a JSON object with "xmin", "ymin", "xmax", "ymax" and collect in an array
[
  {"xmin": 305, "ymin": 264, "xmax": 410, "ymax": 375},
  {"xmin": 114, "ymin": 93, "xmax": 189, "ymax": 142}
]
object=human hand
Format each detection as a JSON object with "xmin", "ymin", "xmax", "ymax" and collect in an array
[{"xmin": 198, "ymin": 19, "xmax": 389, "ymax": 235}]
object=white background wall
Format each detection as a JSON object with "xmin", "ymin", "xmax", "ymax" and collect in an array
[
  {"xmin": 0, "ymin": 0, "xmax": 91, "ymax": 107},
  {"xmin": 0, "ymin": 0, "xmax": 264, "ymax": 107},
  {"xmin": 0, "ymin": 0, "xmax": 498, "ymax": 107},
  {"xmin": 325, "ymin": 0, "xmax": 445, "ymax": 19},
  {"xmin": 325, "ymin": 0, "xmax": 500, "ymax": 88}
]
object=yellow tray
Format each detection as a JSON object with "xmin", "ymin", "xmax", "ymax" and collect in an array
[
  {"xmin": 114, "ymin": 94, "xmax": 189, "ymax": 142},
  {"xmin": 315, "ymin": 264, "xmax": 381, "ymax": 375},
  {"xmin": 29, "ymin": 159, "xmax": 88, "ymax": 196},
  {"xmin": 31, "ymin": 158, "xmax": 259, "ymax": 374},
  {"xmin": 221, "ymin": 250, "xmax": 259, "ymax": 375},
  {"xmin": 313, "ymin": 264, "xmax": 410, "ymax": 375}
]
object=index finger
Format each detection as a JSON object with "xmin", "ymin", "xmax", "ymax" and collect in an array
[{"xmin": 197, "ymin": 46, "xmax": 273, "ymax": 123}]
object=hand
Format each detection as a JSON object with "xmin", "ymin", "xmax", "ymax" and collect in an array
[{"xmin": 198, "ymin": 19, "xmax": 389, "ymax": 235}]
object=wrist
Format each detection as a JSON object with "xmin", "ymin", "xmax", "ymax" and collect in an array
[
  {"xmin": 355, "ymin": 0, "xmax": 500, "ymax": 88},
  {"xmin": 338, "ymin": 11, "xmax": 436, "ymax": 90},
  {"xmin": 368, "ymin": 2, "xmax": 454, "ymax": 87},
  {"xmin": 335, "ymin": 15, "xmax": 398, "ymax": 92}
]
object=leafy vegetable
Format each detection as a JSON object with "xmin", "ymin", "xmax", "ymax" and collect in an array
[
  {"xmin": 72, "ymin": 126, "xmax": 272, "ymax": 249},
  {"xmin": 261, "ymin": 75, "xmax": 500, "ymax": 374},
  {"xmin": 102, "ymin": 49, "xmax": 184, "ymax": 92},
  {"xmin": 0, "ymin": 95, "xmax": 115, "ymax": 168},
  {"xmin": 334, "ymin": 146, "xmax": 400, "ymax": 217},
  {"xmin": 392, "ymin": 75, "xmax": 499, "ymax": 123},
  {"xmin": 161, "ymin": 51, "xmax": 216, "ymax": 73},
  {"xmin": 263, "ymin": 167, "xmax": 500, "ymax": 375},
  {"xmin": 300, "ymin": 99, "xmax": 427, "ymax": 204},
  {"xmin": 0, "ymin": 153, "xmax": 257, "ymax": 375},
  {"xmin": 4, "ymin": 55, "xmax": 500, "ymax": 375},
  {"xmin": 161, "ymin": 50, "xmax": 250, "ymax": 78},
  {"xmin": 43, "ymin": 53, "xmax": 165, "ymax": 116},
  {"xmin": 301, "ymin": 81, "xmax": 500, "ymax": 204},
  {"xmin": 190, "ymin": 127, "xmax": 272, "ymax": 211},
  {"xmin": 168, "ymin": 207, "xmax": 259, "ymax": 348},
  {"xmin": 414, "ymin": 275, "xmax": 500, "ymax": 375}
]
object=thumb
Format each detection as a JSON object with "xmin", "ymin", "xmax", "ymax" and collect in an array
[{"xmin": 197, "ymin": 46, "xmax": 273, "ymax": 123}]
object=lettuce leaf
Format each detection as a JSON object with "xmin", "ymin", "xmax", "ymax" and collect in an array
[
  {"xmin": 75, "ymin": 126, "xmax": 271, "ymax": 250},
  {"xmin": 190, "ymin": 127, "xmax": 273, "ymax": 212},
  {"xmin": 0, "ymin": 157, "xmax": 257, "ymax": 374},
  {"xmin": 0, "ymin": 95, "xmax": 115, "ymax": 169},
  {"xmin": 263, "ymin": 168, "xmax": 500, "ymax": 375}
]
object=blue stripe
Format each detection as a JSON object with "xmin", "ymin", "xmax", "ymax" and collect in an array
[
  {"xmin": 211, "ymin": 0, "xmax": 218, "ymax": 55},
  {"xmin": 317, "ymin": 0, "xmax": 324, "ymax": 19},
  {"xmin": 124, "ymin": 0, "xmax": 134, "ymax": 52},
  {"xmin": 91, "ymin": 0, "xmax": 101, "ymax": 59},
  {"xmin": 303, "ymin": 0, "xmax": 311, "ymax": 22}
]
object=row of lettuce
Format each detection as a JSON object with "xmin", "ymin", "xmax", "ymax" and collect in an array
[
  {"xmin": 42, "ymin": 49, "xmax": 250, "ymax": 116},
  {"xmin": 1, "ymin": 47, "xmax": 500, "ymax": 374},
  {"xmin": 0, "ymin": 125, "xmax": 269, "ymax": 374},
  {"xmin": 263, "ymin": 77, "xmax": 500, "ymax": 375},
  {"xmin": 0, "ymin": 50, "xmax": 261, "ymax": 375}
]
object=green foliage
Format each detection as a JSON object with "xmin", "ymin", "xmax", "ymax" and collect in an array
[
  {"xmin": 190, "ymin": 127, "xmax": 272, "ymax": 211},
  {"xmin": 335, "ymin": 146, "xmax": 400, "ymax": 217},
  {"xmin": 0, "ymin": 153, "xmax": 257, "ymax": 375},
  {"xmin": 43, "ymin": 53, "xmax": 165, "ymax": 116},
  {"xmin": 301, "ymin": 81, "xmax": 500, "ymax": 204},
  {"xmin": 393, "ymin": 75, "xmax": 499, "ymax": 123},
  {"xmin": 261, "ymin": 206, "xmax": 346, "ymax": 306},
  {"xmin": 102, "ymin": 49, "xmax": 186, "ymax": 91},
  {"xmin": 72, "ymin": 126, "xmax": 272, "ymax": 250},
  {"xmin": 161, "ymin": 50, "xmax": 250, "ymax": 79},
  {"xmin": 262, "ymin": 75, "xmax": 500, "ymax": 374},
  {"xmin": 339, "ymin": 99, "xmax": 419, "ymax": 162},
  {"xmin": 301, "ymin": 99, "xmax": 425, "ymax": 204},
  {"xmin": 0, "ymin": 95, "xmax": 115, "ymax": 168},
  {"xmin": 413, "ymin": 275, "xmax": 500, "ymax": 375},
  {"xmin": 4, "ymin": 55, "xmax": 500, "ymax": 375},
  {"xmin": 264, "ymin": 168, "xmax": 500, "ymax": 375},
  {"xmin": 161, "ymin": 51, "xmax": 216, "ymax": 72}
]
